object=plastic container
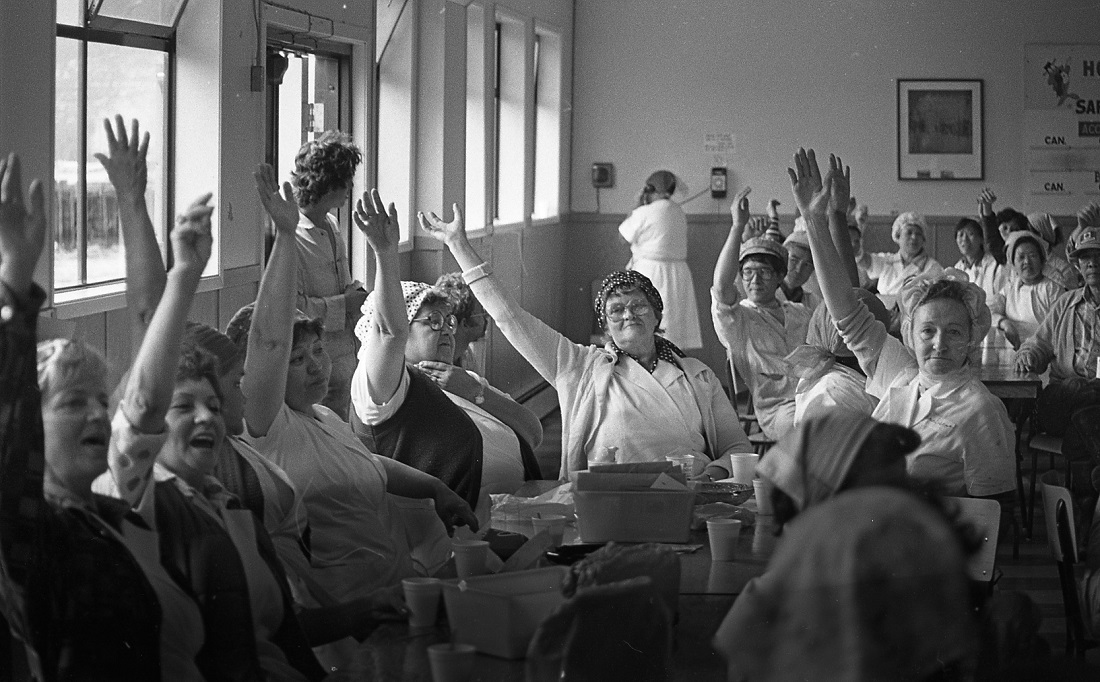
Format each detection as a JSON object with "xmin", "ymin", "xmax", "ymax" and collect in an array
[
  {"xmin": 441, "ymin": 566, "xmax": 568, "ymax": 659},
  {"xmin": 574, "ymin": 489, "xmax": 695, "ymax": 543}
]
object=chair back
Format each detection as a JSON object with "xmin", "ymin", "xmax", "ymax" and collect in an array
[
  {"xmin": 1039, "ymin": 470, "xmax": 1077, "ymax": 563},
  {"xmin": 945, "ymin": 496, "xmax": 1000, "ymax": 583}
]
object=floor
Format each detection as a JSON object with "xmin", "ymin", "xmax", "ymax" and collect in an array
[{"xmin": 530, "ymin": 406, "xmax": 1100, "ymax": 665}]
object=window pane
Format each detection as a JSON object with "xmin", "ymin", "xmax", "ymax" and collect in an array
[
  {"xmin": 533, "ymin": 29, "xmax": 561, "ymax": 220},
  {"xmin": 56, "ymin": 0, "xmax": 83, "ymax": 26},
  {"xmin": 465, "ymin": 4, "xmax": 486, "ymax": 231},
  {"xmin": 377, "ymin": 1, "xmax": 414, "ymax": 242},
  {"xmin": 54, "ymin": 37, "xmax": 82, "ymax": 290},
  {"xmin": 276, "ymin": 53, "xmax": 306, "ymax": 186},
  {"xmin": 494, "ymin": 18, "xmax": 524, "ymax": 225},
  {"xmin": 95, "ymin": 0, "xmax": 187, "ymax": 26},
  {"xmin": 85, "ymin": 42, "xmax": 169, "ymax": 285}
]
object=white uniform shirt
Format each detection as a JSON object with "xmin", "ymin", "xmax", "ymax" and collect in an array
[{"xmin": 867, "ymin": 252, "xmax": 944, "ymax": 296}]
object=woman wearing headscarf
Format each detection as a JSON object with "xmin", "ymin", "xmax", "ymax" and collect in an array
[
  {"xmin": 1026, "ymin": 212, "xmax": 1079, "ymax": 290},
  {"xmin": 714, "ymin": 487, "xmax": 978, "ymax": 682},
  {"xmin": 616, "ymin": 170, "xmax": 703, "ymax": 351},
  {"xmin": 990, "ymin": 231, "xmax": 1064, "ymax": 350},
  {"xmin": 792, "ymin": 149, "xmax": 1015, "ymax": 498},
  {"xmin": 419, "ymin": 204, "xmax": 752, "ymax": 480},
  {"xmin": 859, "ymin": 211, "xmax": 944, "ymax": 301}
]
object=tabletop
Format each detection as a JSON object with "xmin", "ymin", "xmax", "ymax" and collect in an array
[{"xmin": 976, "ymin": 364, "xmax": 1043, "ymax": 400}]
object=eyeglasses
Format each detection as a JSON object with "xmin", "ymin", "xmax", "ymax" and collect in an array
[
  {"xmin": 411, "ymin": 311, "xmax": 458, "ymax": 332},
  {"xmin": 605, "ymin": 302, "xmax": 652, "ymax": 321},
  {"xmin": 741, "ymin": 266, "xmax": 777, "ymax": 281}
]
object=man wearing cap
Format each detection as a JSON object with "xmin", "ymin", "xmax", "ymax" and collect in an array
[
  {"xmin": 1017, "ymin": 226, "xmax": 1100, "ymax": 472},
  {"xmin": 778, "ymin": 227, "xmax": 819, "ymax": 311},
  {"xmin": 712, "ymin": 190, "xmax": 811, "ymax": 440}
]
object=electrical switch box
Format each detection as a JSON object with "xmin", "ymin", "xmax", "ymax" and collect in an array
[
  {"xmin": 592, "ymin": 162, "xmax": 615, "ymax": 188},
  {"xmin": 710, "ymin": 167, "xmax": 728, "ymax": 198}
]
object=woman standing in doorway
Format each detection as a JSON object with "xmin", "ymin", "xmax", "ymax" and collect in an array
[{"xmin": 617, "ymin": 170, "xmax": 703, "ymax": 351}]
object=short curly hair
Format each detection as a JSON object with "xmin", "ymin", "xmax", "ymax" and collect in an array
[
  {"xmin": 291, "ymin": 131, "xmax": 362, "ymax": 208},
  {"xmin": 176, "ymin": 343, "xmax": 223, "ymax": 401},
  {"xmin": 435, "ymin": 272, "xmax": 478, "ymax": 322}
]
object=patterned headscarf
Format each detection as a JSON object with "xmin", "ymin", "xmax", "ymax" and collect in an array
[
  {"xmin": 594, "ymin": 270, "xmax": 685, "ymax": 369},
  {"xmin": 898, "ymin": 268, "xmax": 991, "ymax": 359},
  {"xmin": 354, "ymin": 281, "xmax": 435, "ymax": 343}
]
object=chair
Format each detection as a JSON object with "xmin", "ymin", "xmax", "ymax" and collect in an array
[
  {"xmin": 945, "ymin": 496, "xmax": 1000, "ymax": 587},
  {"xmin": 1027, "ymin": 431, "xmax": 1065, "ymax": 537},
  {"xmin": 1038, "ymin": 471, "xmax": 1098, "ymax": 658},
  {"xmin": 726, "ymin": 358, "xmax": 773, "ymax": 455}
]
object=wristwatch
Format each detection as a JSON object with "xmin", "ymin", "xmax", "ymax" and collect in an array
[{"xmin": 474, "ymin": 376, "xmax": 487, "ymax": 405}]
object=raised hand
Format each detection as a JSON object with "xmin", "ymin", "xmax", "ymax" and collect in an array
[
  {"xmin": 743, "ymin": 216, "xmax": 769, "ymax": 241},
  {"xmin": 827, "ymin": 154, "xmax": 851, "ymax": 215},
  {"xmin": 171, "ymin": 194, "xmax": 214, "ymax": 273},
  {"xmin": 977, "ymin": 188, "xmax": 997, "ymax": 215},
  {"xmin": 93, "ymin": 115, "xmax": 149, "ymax": 201},
  {"xmin": 353, "ymin": 189, "xmax": 400, "ymax": 253},
  {"xmin": 0, "ymin": 153, "xmax": 47, "ymax": 293},
  {"xmin": 418, "ymin": 203, "xmax": 466, "ymax": 247},
  {"xmin": 787, "ymin": 148, "xmax": 831, "ymax": 221},
  {"xmin": 253, "ymin": 164, "xmax": 299, "ymax": 235},
  {"xmin": 730, "ymin": 186, "xmax": 752, "ymax": 230}
]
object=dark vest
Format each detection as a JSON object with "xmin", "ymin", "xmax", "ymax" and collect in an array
[
  {"xmin": 153, "ymin": 482, "xmax": 325, "ymax": 682},
  {"xmin": 350, "ymin": 366, "xmax": 484, "ymax": 510}
]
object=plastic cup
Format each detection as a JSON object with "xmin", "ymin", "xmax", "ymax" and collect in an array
[
  {"xmin": 452, "ymin": 539, "xmax": 490, "ymax": 578},
  {"xmin": 707, "ymin": 518, "xmax": 742, "ymax": 562},
  {"xmin": 665, "ymin": 453, "xmax": 696, "ymax": 478},
  {"xmin": 728, "ymin": 454, "xmax": 760, "ymax": 484},
  {"xmin": 531, "ymin": 515, "xmax": 567, "ymax": 546},
  {"xmin": 427, "ymin": 643, "xmax": 476, "ymax": 682},
  {"xmin": 753, "ymin": 479, "xmax": 775, "ymax": 515},
  {"xmin": 402, "ymin": 577, "xmax": 442, "ymax": 631}
]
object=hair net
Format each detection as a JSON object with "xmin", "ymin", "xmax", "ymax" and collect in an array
[
  {"xmin": 891, "ymin": 212, "xmax": 928, "ymax": 245},
  {"xmin": 354, "ymin": 281, "xmax": 434, "ymax": 343},
  {"xmin": 898, "ymin": 268, "xmax": 991, "ymax": 356},
  {"xmin": 1004, "ymin": 231, "xmax": 1048, "ymax": 266}
]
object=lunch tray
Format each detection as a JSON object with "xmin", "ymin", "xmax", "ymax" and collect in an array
[{"xmin": 690, "ymin": 481, "xmax": 754, "ymax": 506}]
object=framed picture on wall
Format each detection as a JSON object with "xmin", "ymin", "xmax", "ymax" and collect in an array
[{"xmin": 897, "ymin": 79, "xmax": 984, "ymax": 180}]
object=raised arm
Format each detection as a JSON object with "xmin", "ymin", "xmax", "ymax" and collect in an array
[
  {"xmin": 353, "ymin": 189, "xmax": 407, "ymax": 404},
  {"xmin": 826, "ymin": 159, "xmax": 860, "ymax": 287},
  {"xmin": 243, "ymin": 165, "xmax": 301, "ymax": 437},
  {"xmin": 978, "ymin": 188, "xmax": 1005, "ymax": 264},
  {"xmin": 94, "ymin": 116, "xmax": 165, "ymax": 352},
  {"xmin": 419, "ymin": 204, "xmax": 588, "ymax": 384},
  {"xmin": 713, "ymin": 187, "xmax": 752, "ymax": 305}
]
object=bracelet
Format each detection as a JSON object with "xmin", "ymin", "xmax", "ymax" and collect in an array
[{"xmin": 462, "ymin": 262, "xmax": 492, "ymax": 285}]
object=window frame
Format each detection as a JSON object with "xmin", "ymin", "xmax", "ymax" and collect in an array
[{"xmin": 53, "ymin": 14, "xmax": 176, "ymax": 309}]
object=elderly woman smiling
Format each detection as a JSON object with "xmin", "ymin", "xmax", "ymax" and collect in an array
[
  {"xmin": 419, "ymin": 205, "xmax": 752, "ymax": 480},
  {"xmin": 792, "ymin": 149, "xmax": 1015, "ymax": 498}
]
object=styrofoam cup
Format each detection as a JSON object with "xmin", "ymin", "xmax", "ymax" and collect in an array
[
  {"xmin": 728, "ymin": 454, "xmax": 760, "ymax": 484},
  {"xmin": 452, "ymin": 539, "xmax": 490, "ymax": 578},
  {"xmin": 427, "ymin": 643, "xmax": 476, "ymax": 682},
  {"xmin": 753, "ymin": 478, "xmax": 775, "ymax": 515},
  {"xmin": 402, "ymin": 577, "xmax": 442, "ymax": 630},
  {"xmin": 531, "ymin": 515, "xmax": 566, "ymax": 545},
  {"xmin": 665, "ymin": 454, "xmax": 696, "ymax": 477},
  {"xmin": 707, "ymin": 518, "xmax": 742, "ymax": 562}
]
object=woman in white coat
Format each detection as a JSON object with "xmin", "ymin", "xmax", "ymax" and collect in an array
[{"xmin": 617, "ymin": 170, "xmax": 703, "ymax": 350}]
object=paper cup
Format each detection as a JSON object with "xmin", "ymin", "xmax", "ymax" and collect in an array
[
  {"xmin": 728, "ymin": 453, "xmax": 760, "ymax": 484},
  {"xmin": 452, "ymin": 539, "xmax": 490, "ymax": 578},
  {"xmin": 427, "ymin": 643, "xmax": 476, "ymax": 682},
  {"xmin": 753, "ymin": 478, "xmax": 775, "ymax": 515},
  {"xmin": 707, "ymin": 518, "xmax": 742, "ymax": 562},
  {"xmin": 402, "ymin": 577, "xmax": 442, "ymax": 631},
  {"xmin": 531, "ymin": 515, "xmax": 566, "ymax": 546},
  {"xmin": 665, "ymin": 454, "xmax": 696, "ymax": 477}
]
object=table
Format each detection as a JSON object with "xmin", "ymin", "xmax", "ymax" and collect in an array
[
  {"xmin": 977, "ymin": 365, "xmax": 1043, "ymax": 537},
  {"xmin": 336, "ymin": 486, "xmax": 776, "ymax": 681}
]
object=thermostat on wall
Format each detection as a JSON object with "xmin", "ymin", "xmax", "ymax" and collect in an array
[{"xmin": 592, "ymin": 162, "xmax": 615, "ymax": 188}]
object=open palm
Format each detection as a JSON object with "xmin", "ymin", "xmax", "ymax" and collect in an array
[
  {"xmin": 418, "ymin": 203, "xmax": 466, "ymax": 245},
  {"xmin": 0, "ymin": 154, "xmax": 46, "ymax": 288},
  {"xmin": 787, "ymin": 148, "xmax": 832, "ymax": 220},
  {"xmin": 354, "ymin": 188, "xmax": 399, "ymax": 252},
  {"xmin": 253, "ymin": 164, "xmax": 299, "ymax": 234}
]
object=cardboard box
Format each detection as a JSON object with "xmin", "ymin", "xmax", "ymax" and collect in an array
[
  {"xmin": 574, "ymin": 472, "xmax": 695, "ymax": 543},
  {"xmin": 442, "ymin": 566, "xmax": 567, "ymax": 659}
]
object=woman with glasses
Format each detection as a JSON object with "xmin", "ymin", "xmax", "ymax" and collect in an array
[
  {"xmin": 711, "ymin": 187, "xmax": 813, "ymax": 440},
  {"xmin": 420, "ymin": 204, "xmax": 751, "ymax": 481},
  {"xmin": 349, "ymin": 195, "xmax": 541, "ymax": 526}
]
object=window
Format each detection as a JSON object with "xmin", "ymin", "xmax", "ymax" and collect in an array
[
  {"xmin": 532, "ymin": 27, "xmax": 561, "ymax": 220},
  {"xmin": 465, "ymin": 3, "xmax": 488, "ymax": 232},
  {"xmin": 54, "ymin": 1, "xmax": 175, "ymax": 298},
  {"xmin": 375, "ymin": 0, "xmax": 415, "ymax": 244},
  {"xmin": 493, "ymin": 16, "xmax": 525, "ymax": 226}
]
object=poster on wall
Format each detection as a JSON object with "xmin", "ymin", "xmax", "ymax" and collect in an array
[{"xmin": 1023, "ymin": 44, "xmax": 1100, "ymax": 214}]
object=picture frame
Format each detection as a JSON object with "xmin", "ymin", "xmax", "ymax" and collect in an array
[{"xmin": 897, "ymin": 79, "xmax": 984, "ymax": 180}]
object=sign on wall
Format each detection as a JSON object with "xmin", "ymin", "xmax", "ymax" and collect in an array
[{"xmin": 1024, "ymin": 44, "xmax": 1100, "ymax": 213}]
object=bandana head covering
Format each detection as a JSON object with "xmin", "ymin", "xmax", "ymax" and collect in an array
[
  {"xmin": 714, "ymin": 487, "xmax": 977, "ymax": 682},
  {"xmin": 594, "ymin": 270, "xmax": 664, "ymax": 328},
  {"xmin": 1026, "ymin": 212, "xmax": 1058, "ymax": 248},
  {"xmin": 891, "ymin": 211, "xmax": 928, "ymax": 246},
  {"xmin": 755, "ymin": 409, "xmax": 881, "ymax": 511},
  {"xmin": 899, "ymin": 268, "xmax": 991, "ymax": 363},
  {"xmin": 354, "ymin": 281, "xmax": 435, "ymax": 343},
  {"xmin": 1004, "ymin": 231, "xmax": 1048, "ymax": 267}
]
